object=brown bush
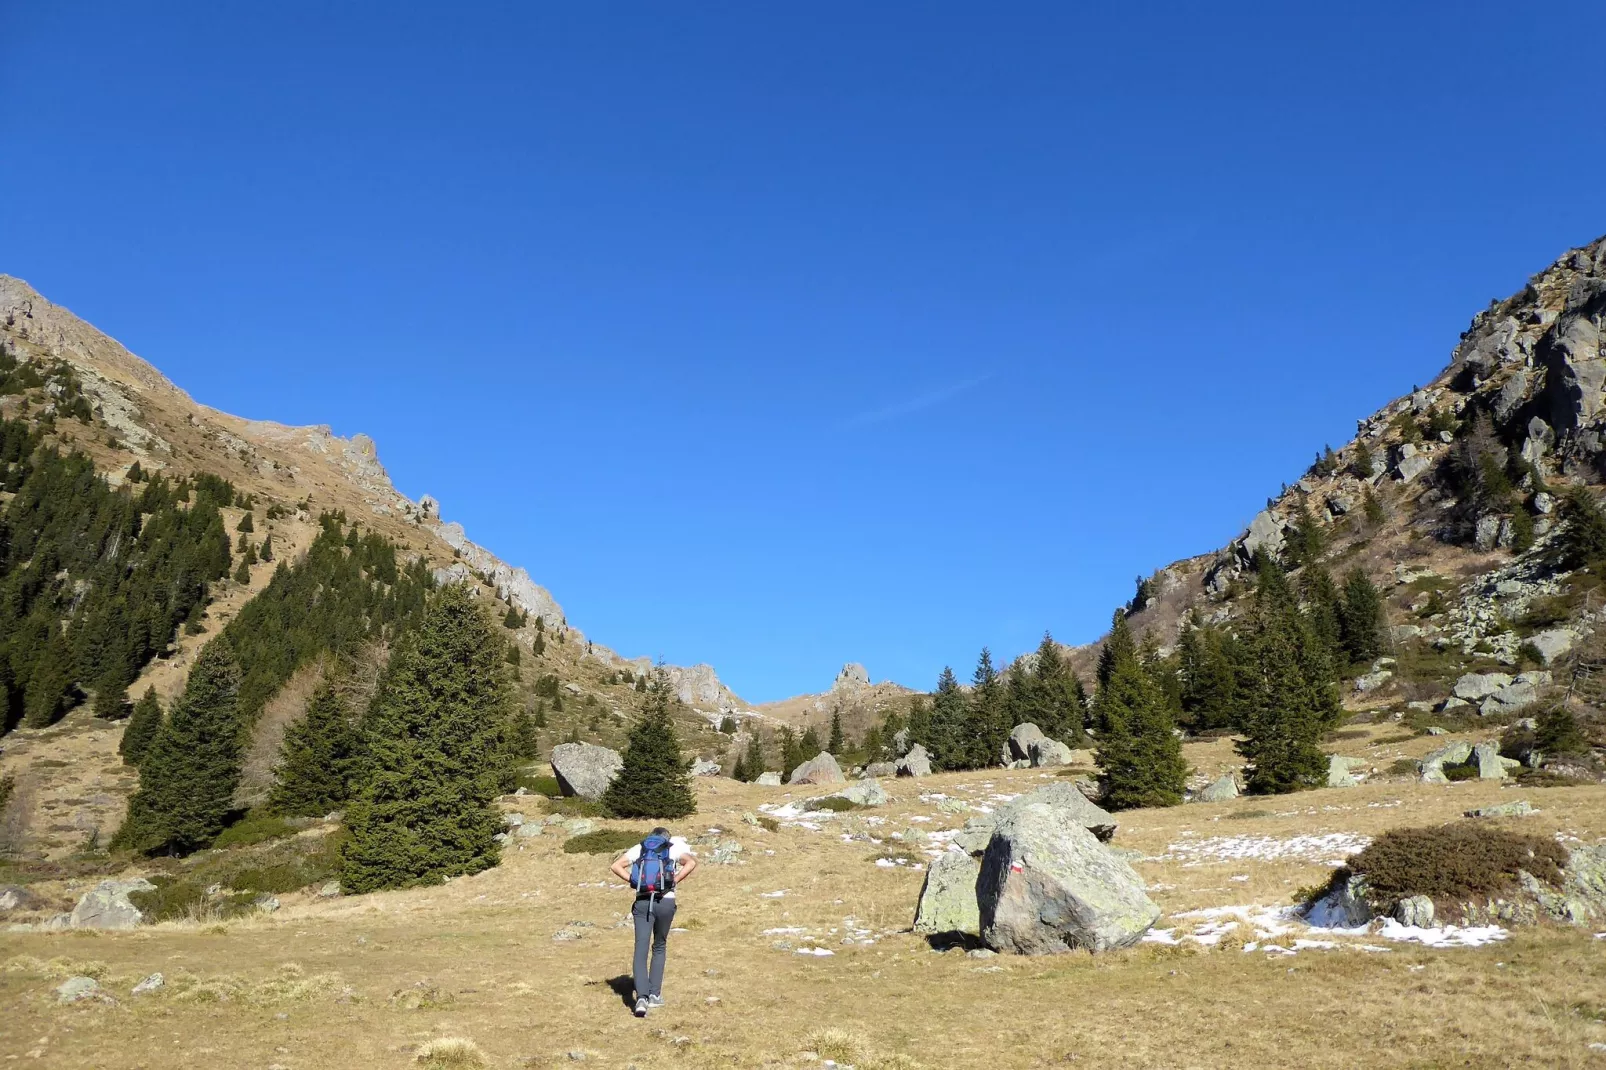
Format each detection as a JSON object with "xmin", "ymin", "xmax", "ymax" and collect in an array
[{"xmin": 1346, "ymin": 821, "xmax": 1568, "ymax": 912}]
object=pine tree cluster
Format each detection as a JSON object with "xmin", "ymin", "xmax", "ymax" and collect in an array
[{"xmin": 0, "ymin": 415, "xmax": 236, "ymax": 735}]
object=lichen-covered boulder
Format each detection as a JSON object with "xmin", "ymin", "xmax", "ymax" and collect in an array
[
  {"xmin": 977, "ymin": 802, "xmax": 1159, "ymax": 954},
  {"xmin": 806, "ymin": 778, "xmax": 888, "ymax": 810},
  {"xmin": 913, "ymin": 850, "xmax": 981, "ymax": 937},
  {"xmin": 1192, "ymin": 774, "xmax": 1239, "ymax": 803},
  {"xmin": 788, "ymin": 752, "xmax": 846, "ymax": 786},
  {"xmin": 896, "ymin": 744, "xmax": 932, "ymax": 778},
  {"xmin": 1419, "ymin": 741, "xmax": 1474, "ymax": 783},
  {"xmin": 1004, "ymin": 723, "xmax": 1047, "ymax": 765},
  {"xmin": 1394, "ymin": 895, "xmax": 1435, "ymax": 927},
  {"xmin": 1002, "ymin": 783, "xmax": 1117, "ymax": 842},
  {"xmin": 550, "ymin": 742, "xmax": 623, "ymax": 801},
  {"xmin": 1328, "ymin": 755, "xmax": 1367, "ymax": 788},
  {"xmin": 755, "ymin": 771, "xmax": 783, "ymax": 786},
  {"xmin": 1029, "ymin": 738, "xmax": 1075, "ymax": 768},
  {"xmin": 69, "ymin": 878, "xmax": 156, "ymax": 930}
]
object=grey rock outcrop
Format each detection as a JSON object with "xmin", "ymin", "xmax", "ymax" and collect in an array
[
  {"xmin": 976, "ymin": 802, "xmax": 1160, "ymax": 954},
  {"xmin": 1192, "ymin": 773, "xmax": 1239, "ymax": 803},
  {"xmin": 861, "ymin": 761, "xmax": 897, "ymax": 778},
  {"xmin": 805, "ymin": 778, "xmax": 888, "ymax": 810},
  {"xmin": 1002, "ymin": 783, "xmax": 1118, "ymax": 842},
  {"xmin": 913, "ymin": 851, "xmax": 982, "ymax": 937},
  {"xmin": 1529, "ymin": 628, "xmax": 1579, "ymax": 666},
  {"xmin": 1327, "ymin": 756, "xmax": 1367, "ymax": 788},
  {"xmin": 895, "ymin": 743, "xmax": 932, "ymax": 778},
  {"xmin": 1394, "ymin": 895, "xmax": 1436, "ymax": 928},
  {"xmin": 549, "ymin": 743, "xmax": 623, "ymax": 801},
  {"xmin": 788, "ymin": 752, "xmax": 846, "ymax": 786},
  {"xmin": 689, "ymin": 759, "xmax": 721, "ymax": 777},
  {"xmin": 1419, "ymin": 741, "xmax": 1474, "ymax": 783},
  {"xmin": 68, "ymin": 878, "xmax": 155, "ymax": 930},
  {"xmin": 1003, "ymin": 723, "xmax": 1047, "ymax": 765},
  {"xmin": 1301, "ymin": 873, "xmax": 1373, "ymax": 927},
  {"xmin": 832, "ymin": 663, "xmax": 871, "ymax": 691},
  {"xmin": 56, "ymin": 976, "xmax": 108, "ymax": 1004},
  {"xmin": 1474, "ymin": 740, "xmax": 1520, "ymax": 779},
  {"xmin": 0, "ymin": 885, "xmax": 41, "ymax": 913},
  {"xmin": 1454, "ymin": 673, "xmax": 1513, "ymax": 702},
  {"xmin": 131, "ymin": 973, "xmax": 164, "ymax": 996},
  {"xmin": 1354, "ymin": 670, "xmax": 1392, "ymax": 693},
  {"xmin": 1029, "ymin": 738, "xmax": 1075, "ymax": 768},
  {"xmin": 1465, "ymin": 800, "xmax": 1536, "ymax": 819},
  {"xmin": 755, "ymin": 771, "xmax": 783, "ymax": 786}
]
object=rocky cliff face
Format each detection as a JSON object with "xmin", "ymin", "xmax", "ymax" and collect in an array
[{"xmin": 1103, "ymin": 234, "xmax": 1606, "ymax": 703}]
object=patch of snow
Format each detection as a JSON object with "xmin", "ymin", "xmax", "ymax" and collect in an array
[
  {"xmin": 795, "ymin": 947, "xmax": 834, "ymax": 957},
  {"xmin": 761, "ymin": 890, "xmax": 788, "ymax": 898},
  {"xmin": 1375, "ymin": 918, "xmax": 1508, "ymax": 948},
  {"xmin": 762, "ymin": 927, "xmax": 807, "ymax": 935},
  {"xmin": 1163, "ymin": 832, "xmax": 1371, "ymax": 866}
]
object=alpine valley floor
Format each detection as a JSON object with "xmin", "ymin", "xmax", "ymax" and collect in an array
[{"xmin": 5, "ymin": 727, "xmax": 1606, "ymax": 1069}]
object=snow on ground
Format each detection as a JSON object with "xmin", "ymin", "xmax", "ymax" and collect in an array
[
  {"xmin": 1163, "ymin": 831, "xmax": 1372, "ymax": 866},
  {"xmin": 1142, "ymin": 902, "xmax": 1508, "ymax": 954}
]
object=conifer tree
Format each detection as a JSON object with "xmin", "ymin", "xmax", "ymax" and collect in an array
[
  {"xmin": 340, "ymin": 585, "xmax": 511, "ymax": 892},
  {"xmin": 828, "ymin": 708, "xmax": 845, "ymax": 755},
  {"xmin": 259, "ymin": 534, "xmax": 273, "ymax": 562},
  {"xmin": 1535, "ymin": 703, "xmax": 1589, "ymax": 757},
  {"xmin": 237, "ymin": 511, "xmax": 254, "ymax": 533},
  {"xmin": 718, "ymin": 714, "xmax": 738, "ymax": 734},
  {"xmin": 1285, "ymin": 495, "xmax": 1326, "ymax": 567},
  {"xmin": 22, "ymin": 629, "xmax": 73, "ymax": 729},
  {"xmin": 92, "ymin": 665, "xmax": 129, "ymax": 719},
  {"xmin": 1235, "ymin": 557, "xmax": 1332, "ymax": 794},
  {"xmin": 799, "ymin": 724, "xmax": 822, "ymax": 758},
  {"xmin": 1096, "ymin": 612, "xmax": 1135, "ymax": 692},
  {"xmin": 601, "ymin": 669, "xmax": 696, "ymax": 819},
  {"xmin": 1094, "ymin": 624, "xmax": 1187, "ymax": 810},
  {"xmin": 731, "ymin": 747, "xmax": 748, "ymax": 782},
  {"xmin": 509, "ymin": 705, "xmax": 540, "ymax": 761},
  {"xmin": 119, "ymin": 687, "xmax": 162, "ymax": 765},
  {"xmin": 925, "ymin": 666, "xmax": 968, "ymax": 770},
  {"xmin": 742, "ymin": 731, "xmax": 766, "ymax": 781},
  {"xmin": 904, "ymin": 695, "xmax": 933, "ymax": 754},
  {"xmin": 1301, "ymin": 565, "xmax": 1344, "ymax": 670},
  {"xmin": 269, "ymin": 680, "xmax": 360, "ymax": 817},
  {"xmin": 962, "ymin": 647, "xmax": 1009, "ymax": 768},
  {"xmin": 233, "ymin": 557, "xmax": 251, "ymax": 584},
  {"xmin": 113, "ymin": 640, "xmax": 243, "ymax": 854},
  {"xmin": 1339, "ymin": 569, "xmax": 1385, "ymax": 665},
  {"xmin": 503, "ymin": 605, "xmax": 522, "ymax": 629}
]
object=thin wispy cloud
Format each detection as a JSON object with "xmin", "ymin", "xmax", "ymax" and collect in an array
[{"xmin": 842, "ymin": 374, "xmax": 991, "ymax": 429}]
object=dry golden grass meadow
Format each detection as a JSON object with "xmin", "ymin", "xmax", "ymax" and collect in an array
[{"xmin": 6, "ymin": 725, "xmax": 1606, "ymax": 1069}]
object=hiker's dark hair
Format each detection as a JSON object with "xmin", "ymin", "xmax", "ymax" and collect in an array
[{"xmin": 651, "ymin": 826, "xmax": 669, "ymax": 837}]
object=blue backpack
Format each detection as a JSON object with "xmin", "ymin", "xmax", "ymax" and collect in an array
[{"xmin": 630, "ymin": 834, "xmax": 677, "ymax": 896}]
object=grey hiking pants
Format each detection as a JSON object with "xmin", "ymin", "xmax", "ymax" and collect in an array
[{"xmin": 631, "ymin": 895, "xmax": 676, "ymax": 999}]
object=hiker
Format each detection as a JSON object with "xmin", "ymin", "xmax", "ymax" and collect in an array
[{"xmin": 610, "ymin": 826, "xmax": 698, "ymax": 1017}]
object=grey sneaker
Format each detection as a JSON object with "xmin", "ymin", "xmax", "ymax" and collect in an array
[
  {"xmin": 647, "ymin": 995, "xmax": 665, "ymax": 1008},
  {"xmin": 633, "ymin": 997, "xmax": 648, "ymax": 1017}
]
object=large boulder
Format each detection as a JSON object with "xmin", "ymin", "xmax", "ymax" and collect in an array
[
  {"xmin": 788, "ymin": 751, "xmax": 846, "ymax": 786},
  {"xmin": 68, "ymin": 878, "xmax": 156, "ymax": 930},
  {"xmin": 1004, "ymin": 723, "xmax": 1047, "ymax": 765},
  {"xmin": 1453, "ymin": 673, "xmax": 1513, "ymax": 702},
  {"xmin": 895, "ymin": 743, "xmax": 932, "ymax": 778},
  {"xmin": 689, "ymin": 758, "xmax": 722, "ymax": 777},
  {"xmin": 976, "ymin": 802, "xmax": 1160, "ymax": 954},
  {"xmin": 0, "ymin": 885, "xmax": 42, "ymax": 913},
  {"xmin": 1419, "ymin": 740, "xmax": 1475, "ymax": 783},
  {"xmin": 1192, "ymin": 773, "xmax": 1239, "ymax": 803},
  {"xmin": 861, "ymin": 761, "xmax": 897, "ymax": 779},
  {"xmin": 913, "ymin": 851, "xmax": 981, "ymax": 938},
  {"xmin": 1029, "ymin": 738, "xmax": 1075, "ymax": 768},
  {"xmin": 550, "ymin": 743, "xmax": 623, "ymax": 801},
  {"xmin": 755, "ymin": 771, "xmax": 783, "ymax": 786},
  {"xmin": 1478, "ymin": 672, "xmax": 1549, "ymax": 717},
  {"xmin": 1529, "ymin": 628, "xmax": 1579, "ymax": 666},
  {"xmin": 805, "ymin": 778, "xmax": 889, "ymax": 810},
  {"xmin": 1474, "ymin": 740, "xmax": 1520, "ymax": 779},
  {"xmin": 1327, "ymin": 756, "xmax": 1367, "ymax": 788},
  {"xmin": 1002, "ymin": 782, "xmax": 1117, "ymax": 842}
]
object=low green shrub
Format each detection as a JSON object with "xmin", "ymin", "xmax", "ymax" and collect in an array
[
  {"xmin": 1345, "ymin": 821, "xmax": 1568, "ymax": 912},
  {"xmin": 756, "ymin": 815, "xmax": 780, "ymax": 833},
  {"xmin": 128, "ymin": 876, "xmax": 258, "ymax": 923},
  {"xmin": 212, "ymin": 811, "xmax": 297, "ymax": 849},
  {"xmin": 541, "ymin": 796, "xmax": 606, "ymax": 819},
  {"xmin": 808, "ymin": 797, "xmax": 861, "ymax": 813},
  {"xmin": 1387, "ymin": 758, "xmax": 1420, "ymax": 776},
  {"xmin": 1225, "ymin": 809, "xmax": 1273, "ymax": 821},
  {"xmin": 562, "ymin": 829, "xmax": 647, "ymax": 855},
  {"xmin": 1443, "ymin": 760, "xmax": 1479, "ymax": 782}
]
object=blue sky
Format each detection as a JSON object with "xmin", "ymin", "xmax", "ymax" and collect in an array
[{"xmin": 3, "ymin": 4, "xmax": 1604, "ymax": 702}]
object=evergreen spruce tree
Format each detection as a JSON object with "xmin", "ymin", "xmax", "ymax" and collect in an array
[
  {"xmin": 113, "ymin": 640, "xmax": 243, "ymax": 854},
  {"xmin": 268, "ymin": 680, "xmax": 360, "ymax": 817},
  {"xmin": 601, "ymin": 669, "xmax": 696, "ymax": 819},
  {"xmin": 259, "ymin": 534, "xmax": 273, "ymax": 562},
  {"xmin": 1339, "ymin": 569, "xmax": 1385, "ymax": 665},
  {"xmin": 1091, "ymin": 612, "xmax": 1136, "ymax": 735},
  {"xmin": 340, "ymin": 585, "xmax": 511, "ymax": 892},
  {"xmin": 718, "ymin": 715, "xmax": 738, "ymax": 734},
  {"xmin": 503, "ymin": 605, "xmax": 522, "ymax": 629},
  {"xmin": 1236, "ymin": 558, "xmax": 1332, "ymax": 794},
  {"xmin": 1301, "ymin": 566, "xmax": 1344, "ymax": 669},
  {"xmin": 742, "ymin": 731, "xmax": 766, "ymax": 781},
  {"xmin": 237, "ymin": 511, "xmax": 254, "ymax": 533},
  {"xmin": 904, "ymin": 695, "xmax": 933, "ymax": 754},
  {"xmin": 731, "ymin": 748, "xmax": 748, "ymax": 783},
  {"xmin": 233, "ymin": 557, "xmax": 251, "ymax": 584},
  {"xmin": 799, "ymin": 725, "xmax": 821, "ymax": 757},
  {"xmin": 960, "ymin": 647, "xmax": 1009, "ymax": 768},
  {"xmin": 1285, "ymin": 495, "xmax": 1326, "ymax": 567},
  {"xmin": 508, "ymin": 705, "xmax": 540, "ymax": 760},
  {"xmin": 828, "ymin": 708, "xmax": 845, "ymax": 755},
  {"xmin": 22, "ymin": 629, "xmax": 74, "ymax": 729},
  {"xmin": 119, "ymin": 687, "xmax": 162, "ymax": 765},
  {"xmin": 1094, "ymin": 625, "xmax": 1187, "ymax": 810},
  {"xmin": 1535, "ymin": 703, "xmax": 1589, "ymax": 757},
  {"xmin": 926, "ymin": 666, "xmax": 969, "ymax": 770}
]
